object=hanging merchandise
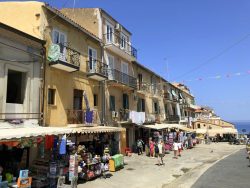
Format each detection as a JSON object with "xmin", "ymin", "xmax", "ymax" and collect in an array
[
  {"xmin": 69, "ymin": 155, "xmax": 78, "ymax": 182},
  {"xmin": 47, "ymin": 43, "xmax": 60, "ymax": 62},
  {"xmin": 45, "ymin": 135, "xmax": 54, "ymax": 150},
  {"xmin": 20, "ymin": 138, "xmax": 33, "ymax": 148},
  {"xmin": 59, "ymin": 135, "xmax": 67, "ymax": 155},
  {"xmin": 85, "ymin": 110, "xmax": 93, "ymax": 124}
]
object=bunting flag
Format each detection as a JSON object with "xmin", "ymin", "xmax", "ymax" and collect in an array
[{"xmin": 178, "ymin": 70, "xmax": 250, "ymax": 83}]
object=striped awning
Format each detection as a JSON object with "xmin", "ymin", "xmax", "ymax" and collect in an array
[
  {"xmin": 142, "ymin": 124, "xmax": 194, "ymax": 132},
  {"xmin": 0, "ymin": 125, "xmax": 125, "ymax": 141},
  {"xmin": 0, "ymin": 126, "xmax": 72, "ymax": 140},
  {"xmin": 69, "ymin": 126, "xmax": 125, "ymax": 134}
]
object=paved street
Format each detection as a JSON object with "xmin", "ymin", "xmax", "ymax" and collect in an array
[
  {"xmin": 78, "ymin": 143, "xmax": 244, "ymax": 188},
  {"xmin": 192, "ymin": 149, "xmax": 249, "ymax": 188}
]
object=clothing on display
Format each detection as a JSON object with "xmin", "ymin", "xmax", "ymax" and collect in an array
[
  {"xmin": 45, "ymin": 135, "xmax": 54, "ymax": 150},
  {"xmin": 129, "ymin": 111, "xmax": 145, "ymax": 125},
  {"xmin": 85, "ymin": 110, "xmax": 93, "ymax": 124},
  {"xmin": 59, "ymin": 135, "xmax": 66, "ymax": 155}
]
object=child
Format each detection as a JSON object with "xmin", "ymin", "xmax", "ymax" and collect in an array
[{"xmin": 173, "ymin": 139, "xmax": 178, "ymax": 159}]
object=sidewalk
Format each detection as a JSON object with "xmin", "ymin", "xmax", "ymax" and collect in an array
[{"xmin": 78, "ymin": 143, "xmax": 244, "ymax": 188}]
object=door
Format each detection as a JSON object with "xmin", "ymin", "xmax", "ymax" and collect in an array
[
  {"xmin": 53, "ymin": 29, "xmax": 67, "ymax": 61},
  {"xmin": 108, "ymin": 55, "xmax": 114, "ymax": 80},
  {"xmin": 73, "ymin": 89, "xmax": 83, "ymax": 123},
  {"xmin": 121, "ymin": 62, "xmax": 129, "ymax": 84},
  {"xmin": 120, "ymin": 33, "xmax": 127, "ymax": 50},
  {"xmin": 88, "ymin": 47, "xmax": 97, "ymax": 73},
  {"xmin": 106, "ymin": 22, "xmax": 114, "ymax": 43}
]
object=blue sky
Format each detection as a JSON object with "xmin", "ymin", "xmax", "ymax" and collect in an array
[{"xmin": 42, "ymin": 0, "xmax": 250, "ymax": 121}]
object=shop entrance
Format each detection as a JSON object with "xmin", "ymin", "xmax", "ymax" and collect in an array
[{"xmin": 126, "ymin": 128, "xmax": 130, "ymax": 147}]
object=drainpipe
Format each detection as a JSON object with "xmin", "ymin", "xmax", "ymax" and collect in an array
[
  {"xmin": 41, "ymin": 45, "xmax": 46, "ymax": 127},
  {"xmin": 100, "ymin": 41, "xmax": 106, "ymax": 126}
]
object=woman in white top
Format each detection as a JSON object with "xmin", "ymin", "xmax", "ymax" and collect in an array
[{"xmin": 173, "ymin": 140, "xmax": 179, "ymax": 159}]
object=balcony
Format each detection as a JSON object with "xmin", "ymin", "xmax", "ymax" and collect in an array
[
  {"xmin": 86, "ymin": 59, "xmax": 108, "ymax": 81},
  {"xmin": 66, "ymin": 109, "xmax": 100, "ymax": 126},
  {"xmin": 108, "ymin": 69, "xmax": 137, "ymax": 89},
  {"xmin": 103, "ymin": 32, "xmax": 137, "ymax": 61},
  {"xmin": 137, "ymin": 83, "xmax": 150, "ymax": 94},
  {"xmin": 48, "ymin": 43, "xmax": 80, "ymax": 72},
  {"xmin": 165, "ymin": 115, "xmax": 180, "ymax": 123},
  {"xmin": 164, "ymin": 92, "xmax": 178, "ymax": 102}
]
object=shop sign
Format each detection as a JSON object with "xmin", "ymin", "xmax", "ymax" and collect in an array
[{"xmin": 69, "ymin": 155, "xmax": 78, "ymax": 181}]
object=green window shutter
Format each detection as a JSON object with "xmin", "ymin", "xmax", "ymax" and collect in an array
[{"xmin": 110, "ymin": 96, "xmax": 115, "ymax": 111}]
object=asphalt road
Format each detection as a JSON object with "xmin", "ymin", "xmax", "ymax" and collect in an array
[{"xmin": 192, "ymin": 149, "xmax": 249, "ymax": 188}]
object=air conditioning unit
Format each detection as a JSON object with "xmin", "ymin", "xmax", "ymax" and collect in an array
[
  {"xmin": 112, "ymin": 111, "xmax": 119, "ymax": 118},
  {"xmin": 115, "ymin": 23, "xmax": 121, "ymax": 30}
]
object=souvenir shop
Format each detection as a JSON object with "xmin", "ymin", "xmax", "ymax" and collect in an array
[
  {"xmin": 0, "ymin": 126, "xmax": 125, "ymax": 187},
  {"xmin": 0, "ymin": 126, "xmax": 72, "ymax": 188},
  {"xmin": 65, "ymin": 126, "xmax": 125, "ymax": 184},
  {"xmin": 140, "ymin": 124, "xmax": 197, "ymax": 156}
]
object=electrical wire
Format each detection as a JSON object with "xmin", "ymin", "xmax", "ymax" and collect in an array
[
  {"xmin": 0, "ymin": 58, "xmax": 37, "ymax": 63},
  {"xmin": 173, "ymin": 33, "xmax": 250, "ymax": 81},
  {"xmin": 0, "ymin": 41, "xmax": 43, "ymax": 58}
]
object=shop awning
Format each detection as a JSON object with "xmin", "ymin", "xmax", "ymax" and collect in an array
[
  {"xmin": 195, "ymin": 129, "xmax": 207, "ymax": 134},
  {"xmin": 0, "ymin": 126, "xmax": 72, "ymax": 140},
  {"xmin": 142, "ymin": 123, "xmax": 187, "ymax": 130},
  {"xmin": 195, "ymin": 128, "xmax": 238, "ymax": 136},
  {"xmin": 69, "ymin": 126, "xmax": 125, "ymax": 134},
  {"xmin": 179, "ymin": 126, "xmax": 196, "ymax": 132}
]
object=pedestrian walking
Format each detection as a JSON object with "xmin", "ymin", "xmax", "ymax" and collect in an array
[
  {"xmin": 149, "ymin": 138, "xmax": 155, "ymax": 158},
  {"xmin": 137, "ymin": 138, "xmax": 144, "ymax": 155},
  {"xmin": 157, "ymin": 140, "xmax": 165, "ymax": 165},
  {"xmin": 177, "ymin": 141, "xmax": 182, "ymax": 157},
  {"xmin": 173, "ymin": 139, "xmax": 179, "ymax": 159}
]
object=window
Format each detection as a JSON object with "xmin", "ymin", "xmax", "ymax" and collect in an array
[
  {"xmin": 73, "ymin": 89, "xmax": 83, "ymax": 110},
  {"xmin": 48, "ymin": 89, "xmax": 56, "ymax": 105},
  {"xmin": 138, "ymin": 74, "xmax": 143, "ymax": 90},
  {"xmin": 172, "ymin": 106, "xmax": 176, "ymax": 116},
  {"xmin": 110, "ymin": 95, "xmax": 115, "ymax": 111},
  {"xmin": 137, "ymin": 98, "xmax": 145, "ymax": 112},
  {"xmin": 106, "ymin": 22, "xmax": 114, "ymax": 43},
  {"xmin": 151, "ymin": 76, "xmax": 157, "ymax": 94},
  {"xmin": 88, "ymin": 47, "xmax": 97, "ymax": 72},
  {"xmin": 153, "ymin": 101, "xmax": 159, "ymax": 114},
  {"xmin": 107, "ymin": 54, "xmax": 115, "ymax": 80},
  {"xmin": 94, "ymin": 94, "xmax": 98, "ymax": 107},
  {"xmin": 120, "ymin": 33, "xmax": 127, "ymax": 49},
  {"xmin": 123, "ymin": 94, "xmax": 129, "ymax": 109},
  {"xmin": 185, "ymin": 111, "xmax": 187, "ymax": 117},
  {"xmin": 6, "ymin": 70, "xmax": 26, "ymax": 104},
  {"xmin": 197, "ymin": 124, "xmax": 201, "ymax": 129},
  {"xmin": 52, "ymin": 29, "xmax": 67, "ymax": 54},
  {"xmin": 121, "ymin": 61, "xmax": 129, "ymax": 84}
]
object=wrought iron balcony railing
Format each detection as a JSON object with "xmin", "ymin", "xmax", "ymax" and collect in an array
[
  {"xmin": 108, "ymin": 68, "xmax": 137, "ymax": 89},
  {"xmin": 86, "ymin": 59, "xmax": 108, "ymax": 78},
  {"xmin": 66, "ymin": 109, "xmax": 100, "ymax": 125},
  {"xmin": 165, "ymin": 115, "xmax": 180, "ymax": 122},
  {"xmin": 103, "ymin": 32, "xmax": 137, "ymax": 59}
]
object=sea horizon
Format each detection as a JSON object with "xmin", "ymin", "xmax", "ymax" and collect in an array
[{"xmin": 231, "ymin": 121, "xmax": 250, "ymax": 134}]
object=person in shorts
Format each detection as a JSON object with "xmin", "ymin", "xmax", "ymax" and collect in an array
[
  {"xmin": 173, "ymin": 139, "xmax": 179, "ymax": 159},
  {"xmin": 157, "ymin": 140, "xmax": 165, "ymax": 165}
]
